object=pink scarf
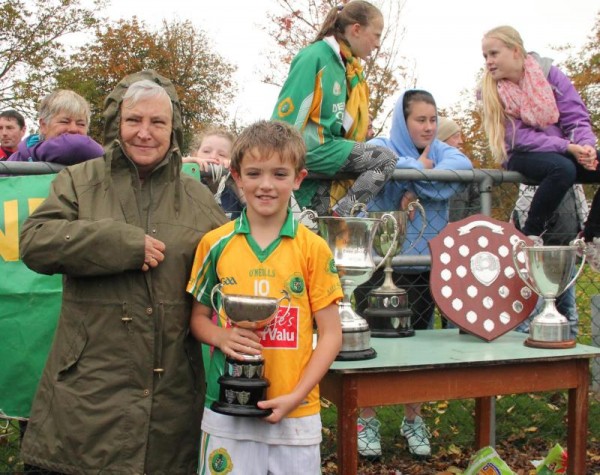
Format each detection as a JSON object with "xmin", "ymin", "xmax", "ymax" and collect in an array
[{"xmin": 497, "ymin": 54, "xmax": 559, "ymax": 128}]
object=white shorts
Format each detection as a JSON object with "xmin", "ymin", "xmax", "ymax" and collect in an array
[{"xmin": 198, "ymin": 431, "xmax": 321, "ymax": 475}]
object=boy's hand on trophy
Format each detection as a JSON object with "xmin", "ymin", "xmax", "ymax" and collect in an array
[
  {"xmin": 219, "ymin": 326, "xmax": 262, "ymax": 360},
  {"xmin": 258, "ymin": 393, "xmax": 301, "ymax": 424}
]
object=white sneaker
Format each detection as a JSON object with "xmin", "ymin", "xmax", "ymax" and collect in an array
[
  {"xmin": 357, "ymin": 417, "xmax": 382, "ymax": 457},
  {"xmin": 400, "ymin": 415, "xmax": 431, "ymax": 457}
]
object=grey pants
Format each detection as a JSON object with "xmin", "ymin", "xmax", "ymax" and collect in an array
[{"xmin": 312, "ymin": 142, "xmax": 397, "ymax": 216}]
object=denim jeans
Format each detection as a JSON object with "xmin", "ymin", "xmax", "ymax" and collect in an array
[{"xmin": 508, "ymin": 150, "xmax": 600, "ymax": 237}]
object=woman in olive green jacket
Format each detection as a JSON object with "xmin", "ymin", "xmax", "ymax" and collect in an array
[{"xmin": 19, "ymin": 70, "xmax": 227, "ymax": 474}]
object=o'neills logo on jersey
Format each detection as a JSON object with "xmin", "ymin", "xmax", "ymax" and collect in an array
[{"xmin": 261, "ymin": 306, "xmax": 299, "ymax": 349}]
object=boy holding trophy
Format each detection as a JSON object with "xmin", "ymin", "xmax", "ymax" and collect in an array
[{"xmin": 187, "ymin": 120, "xmax": 343, "ymax": 474}]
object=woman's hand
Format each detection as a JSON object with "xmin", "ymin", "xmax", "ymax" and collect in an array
[
  {"xmin": 568, "ymin": 143, "xmax": 598, "ymax": 170},
  {"xmin": 141, "ymin": 235, "xmax": 166, "ymax": 272},
  {"xmin": 418, "ymin": 145, "xmax": 434, "ymax": 169}
]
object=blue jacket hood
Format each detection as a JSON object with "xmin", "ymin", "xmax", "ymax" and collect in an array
[{"xmin": 367, "ymin": 90, "xmax": 473, "ymax": 266}]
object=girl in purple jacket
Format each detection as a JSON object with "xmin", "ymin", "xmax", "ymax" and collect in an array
[{"xmin": 480, "ymin": 25, "xmax": 600, "ymax": 268}]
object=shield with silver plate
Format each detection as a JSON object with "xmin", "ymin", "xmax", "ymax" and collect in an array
[{"xmin": 429, "ymin": 214, "xmax": 537, "ymax": 341}]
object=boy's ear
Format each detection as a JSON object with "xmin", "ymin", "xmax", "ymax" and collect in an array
[{"xmin": 293, "ymin": 168, "xmax": 308, "ymax": 190}]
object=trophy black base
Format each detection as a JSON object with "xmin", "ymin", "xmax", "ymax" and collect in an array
[
  {"xmin": 336, "ymin": 347, "xmax": 377, "ymax": 361},
  {"xmin": 211, "ymin": 401, "xmax": 272, "ymax": 418},
  {"xmin": 524, "ymin": 338, "xmax": 576, "ymax": 349},
  {"xmin": 371, "ymin": 327, "xmax": 415, "ymax": 338},
  {"xmin": 214, "ymin": 373, "xmax": 272, "ymax": 417},
  {"xmin": 364, "ymin": 307, "xmax": 414, "ymax": 338}
]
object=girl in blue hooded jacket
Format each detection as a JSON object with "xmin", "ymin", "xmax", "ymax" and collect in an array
[{"xmin": 354, "ymin": 89, "xmax": 472, "ymax": 459}]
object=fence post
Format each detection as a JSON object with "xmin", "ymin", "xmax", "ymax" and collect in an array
[{"xmin": 592, "ymin": 295, "xmax": 600, "ymax": 392}]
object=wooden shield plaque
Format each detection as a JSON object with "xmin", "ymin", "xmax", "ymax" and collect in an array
[{"xmin": 428, "ymin": 214, "xmax": 537, "ymax": 341}]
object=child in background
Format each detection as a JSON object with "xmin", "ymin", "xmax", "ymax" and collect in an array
[
  {"xmin": 183, "ymin": 127, "xmax": 244, "ymax": 219},
  {"xmin": 354, "ymin": 90, "xmax": 472, "ymax": 459},
  {"xmin": 272, "ymin": 0, "xmax": 396, "ymax": 217},
  {"xmin": 436, "ymin": 117, "xmax": 481, "ymax": 222},
  {"xmin": 480, "ymin": 25, "xmax": 600, "ymax": 260},
  {"xmin": 187, "ymin": 120, "xmax": 343, "ymax": 474}
]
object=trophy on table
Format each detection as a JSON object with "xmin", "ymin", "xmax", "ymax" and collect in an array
[
  {"xmin": 210, "ymin": 284, "xmax": 290, "ymax": 416},
  {"xmin": 301, "ymin": 206, "xmax": 398, "ymax": 360},
  {"xmin": 365, "ymin": 202, "xmax": 427, "ymax": 337},
  {"xmin": 512, "ymin": 238, "xmax": 586, "ymax": 348}
]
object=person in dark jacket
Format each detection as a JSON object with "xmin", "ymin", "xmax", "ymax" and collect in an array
[
  {"xmin": 8, "ymin": 89, "xmax": 102, "ymax": 164},
  {"xmin": 19, "ymin": 70, "xmax": 228, "ymax": 474},
  {"xmin": 0, "ymin": 109, "xmax": 26, "ymax": 160}
]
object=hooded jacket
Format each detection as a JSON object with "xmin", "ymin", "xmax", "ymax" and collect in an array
[
  {"xmin": 368, "ymin": 90, "xmax": 472, "ymax": 269},
  {"xmin": 19, "ymin": 70, "xmax": 227, "ymax": 474}
]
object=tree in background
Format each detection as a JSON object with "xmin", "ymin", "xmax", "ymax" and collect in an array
[
  {"xmin": 53, "ymin": 18, "xmax": 236, "ymax": 150},
  {"xmin": 0, "ymin": 0, "xmax": 104, "ymax": 116},
  {"xmin": 562, "ymin": 11, "xmax": 600, "ymax": 137},
  {"xmin": 262, "ymin": 0, "xmax": 414, "ymax": 128}
]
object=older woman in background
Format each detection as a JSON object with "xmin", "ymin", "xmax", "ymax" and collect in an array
[{"xmin": 8, "ymin": 89, "xmax": 102, "ymax": 164}]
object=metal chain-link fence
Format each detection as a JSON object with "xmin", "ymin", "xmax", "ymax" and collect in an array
[{"xmin": 1, "ymin": 164, "xmax": 599, "ymax": 474}]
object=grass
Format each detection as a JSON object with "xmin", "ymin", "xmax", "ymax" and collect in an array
[{"xmin": 0, "ymin": 419, "xmax": 23, "ymax": 473}]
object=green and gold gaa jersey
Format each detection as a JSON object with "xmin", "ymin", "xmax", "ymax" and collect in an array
[{"xmin": 187, "ymin": 210, "xmax": 343, "ymax": 418}]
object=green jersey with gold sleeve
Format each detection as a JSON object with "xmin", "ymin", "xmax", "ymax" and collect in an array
[{"xmin": 272, "ymin": 38, "xmax": 355, "ymax": 208}]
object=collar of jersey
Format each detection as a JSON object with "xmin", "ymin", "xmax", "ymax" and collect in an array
[
  {"xmin": 234, "ymin": 208, "xmax": 298, "ymax": 238},
  {"xmin": 234, "ymin": 208, "xmax": 298, "ymax": 262}
]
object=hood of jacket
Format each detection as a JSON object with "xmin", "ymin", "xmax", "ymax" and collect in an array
[
  {"xmin": 529, "ymin": 51, "xmax": 553, "ymax": 77},
  {"xmin": 370, "ymin": 89, "xmax": 450, "ymax": 166},
  {"xmin": 102, "ymin": 70, "xmax": 184, "ymax": 181}
]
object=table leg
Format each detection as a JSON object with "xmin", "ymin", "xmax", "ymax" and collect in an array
[
  {"xmin": 337, "ymin": 377, "xmax": 359, "ymax": 475},
  {"xmin": 474, "ymin": 397, "xmax": 493, "ymax": 448},
  {"xmin": 567, "ymin": 359, "xmax": 590, "ymax": 474}
]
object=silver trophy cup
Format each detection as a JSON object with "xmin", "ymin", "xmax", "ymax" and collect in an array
[
  {"xmin": 512, "ymin": 239, "xmax": 586, "ymax": 348},
  {"xmin": 301, "ymin": 207, "xmax": 398, "ymax": 360},
  {"xmin": 210, "ymin": 284, "xmax": 290, "ymax": 416},
  {"xmin": 365, "ymin": 202, "xmax": 427, "ymax": 337}
]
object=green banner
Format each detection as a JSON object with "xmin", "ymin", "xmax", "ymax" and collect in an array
[{"xmin": 0, "ymin": 174, "xmax": 62, "ymax": 419}]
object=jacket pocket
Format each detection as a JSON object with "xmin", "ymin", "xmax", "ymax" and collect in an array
[{"xmin": 56, "ymin": 323, "xmax": 88, "ymax": 382}]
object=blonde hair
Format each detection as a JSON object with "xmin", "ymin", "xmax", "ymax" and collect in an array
[
  {"xmin": 480, "ymin": 25, "xmax": 527, "ymax": 164},
  {"xmin": 231, "ymin": 120, "xmax": 306, "ymax": 174},
  {"xmin": 192, "ymin": 127, "xmax": 235, "ymax": 153},
  {"xmin": 313, "ymin": 0, "xmax": 382, "ymax": 43}
]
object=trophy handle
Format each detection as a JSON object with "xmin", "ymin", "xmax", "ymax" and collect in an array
[
  {"xmin": 375, "ymin": 213, "xmax": 399, "ymax": 272},
  {"xmin": 298, "ymin": 208, "xmax": 319, "ymax": 223},
  {"xmin": 277, "ymin": 290, "xmax": 292, "ymax": 320},
  {"xmin": 210, "ymin": 283, "xmax": 224, "ymax": 313},
  {"xmin": 350, "ymin": 203, "xmax": 367, "ymax": 216},
  {"xmin": 566, "ymin": 238, "xmax": 587, "ymax": 289},
  {"xmin": 512, "ymin": 239, "xmax": 538, "ymax": 293},
  {"xmin": 403, "ymin": 200, "xmax": 427, "ymax": 254}
]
